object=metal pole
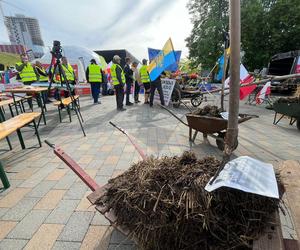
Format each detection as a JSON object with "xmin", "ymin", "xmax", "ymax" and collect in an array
[{"xmin": 224, "ymin": 0, "xmax": 240, "ymax": 160}]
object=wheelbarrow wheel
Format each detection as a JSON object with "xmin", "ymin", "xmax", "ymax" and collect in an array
[
  {"xmin": 216, "ymin": 132, "xmax": 238, "ymax": 151},
  {"xmin": 297, "ymin": 118, "xmax": 300, "ymax": 131},
  {"xmin": 171, "ymin": 88, "xmax": 181, "ymax": 108},
  {"xmin": 191, "ymin": 94, "xmax": 203, "ymax": 107}
]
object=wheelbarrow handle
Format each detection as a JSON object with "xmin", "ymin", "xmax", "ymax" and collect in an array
[
  {"xmin": 159, "ymin": 104, "xmax": 189, "ymax": 127},
  {"xmin": 109, "ymin": 121, "xmax": 147, "ymax": 160},
  {"xmin": 44, "ymin": 140, "xmax": 55, "ymax": 148},
  {"xmin": 44, "ymin": 140, "xmax": 100, "ymax": 191},
  {"xmin": 109, "ymin": 121, "xmax": 126, "ymax": 135}
]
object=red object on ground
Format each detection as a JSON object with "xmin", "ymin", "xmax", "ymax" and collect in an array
[{"xmin": 53, "ymin": 146, "xmax": 100, "ymax": 191}]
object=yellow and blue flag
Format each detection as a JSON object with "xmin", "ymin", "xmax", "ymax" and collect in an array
[
  {"xmin": 148, "ymin": 38, "xmax": 177, "ymax": 81},
  {"xmin": 148, "ymin": 48, "xmax": 181, "ymax": 72}
]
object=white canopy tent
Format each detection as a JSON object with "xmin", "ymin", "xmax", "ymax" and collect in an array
[{"xmin": 33, "ymin": 45, "xmax": 107, "ymax": 82}]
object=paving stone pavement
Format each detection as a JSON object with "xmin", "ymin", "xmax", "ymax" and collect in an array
[{"xmin": 0, "ymin": 94, "xmax": 299, "ymax": 249}]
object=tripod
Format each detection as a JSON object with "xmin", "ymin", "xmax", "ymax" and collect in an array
[{"xmin": 47, "ymin": 55, "xmax": 86, "ymax": 137}]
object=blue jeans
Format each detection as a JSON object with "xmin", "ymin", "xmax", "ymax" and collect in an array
[{"xmin": 90, "ymin": 83, "xmax": 101, "ymax": 103}]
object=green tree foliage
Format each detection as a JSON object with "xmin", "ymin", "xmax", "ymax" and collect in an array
[
  {"xmin": 185, "ymin": 0, "xmax": 229, "ymax": 69},
  {"xmin": 186, "ymin": 0, "xmax": 300, "ymax": 71}
]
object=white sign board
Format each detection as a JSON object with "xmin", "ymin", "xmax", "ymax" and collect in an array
[
  {"xmin": 205, "ymin": 156, "xmax": 279, "ymax": 199},
  {"xmin": 154, "ymin": 78, "xmax": 176, "ymax": 106}
]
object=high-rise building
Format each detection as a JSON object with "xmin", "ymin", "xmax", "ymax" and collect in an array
[{"xmin": 4, "ymin": 14, "xmax": 44, "ymax": 58}]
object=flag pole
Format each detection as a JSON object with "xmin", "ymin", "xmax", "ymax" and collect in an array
[{"xmin": 223, "ymin": 0, "xmax": 241, "ymax": 162}]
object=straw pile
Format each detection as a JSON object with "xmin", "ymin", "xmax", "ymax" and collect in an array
[
  {"xmin": 192, "ymin": 105, "xmax": 222, "ymax": 117},
  {"xmin": 96, "ymin": 152, "xmax": 280, "ymax": 250}
]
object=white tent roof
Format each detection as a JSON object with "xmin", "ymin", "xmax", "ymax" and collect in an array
[
  {"xmin": 38, "ymin": 45, "xmax": 105, "ymax": 69},
  {"xmin": 33, "ymin": 45, "xmax": 106, "ymax": 82}
]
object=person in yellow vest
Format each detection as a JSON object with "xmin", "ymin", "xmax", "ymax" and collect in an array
[
  {"xmin": 139, "ymin": 59, "xmax": 151, "ymax": 104},
  {"xmin": 15, "ymin": 53, "xmax": 38, "ymax": 85},
  {"xmin": 61, "ymin": 56, "xmax": 76, "ymax": 97},
  {"xmin": 111, "ymin": 55, "xmax": 126, "ymax": 111},
  {"xmin": 86, "ymin": 59, "xmax": 104, "ymax": 104},
  {"xmin": 34, "ymin": 61, "xmax": 48, "ymax": 82},
  {"xmin": 34, "ymin": 61, "xmax": 49, "ymax": 103}
]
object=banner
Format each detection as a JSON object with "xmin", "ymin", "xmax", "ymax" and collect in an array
[
  {"xmin": 148, "ymin": 38, "xmax": 177, "ymax": 81},
  {"xmin": 154, "ymin": 78, "xmax": 176, "ymax": 106}
]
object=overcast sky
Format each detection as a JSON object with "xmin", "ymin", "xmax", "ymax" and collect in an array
[{"xmin": 0, "ymin": 0, "xmax": 192, "ymax": 60}]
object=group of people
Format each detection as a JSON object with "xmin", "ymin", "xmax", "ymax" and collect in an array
[
  {"xmin": 109, "ymin": 55, "xmax": 165, "ymax": 111},
  {"xmin": 12, "ymin": 52, "xmax": 165, "ymax": 110},
  {"xmin": 15, "ymin": 53, "xmax": 76, "ymax": 87}
]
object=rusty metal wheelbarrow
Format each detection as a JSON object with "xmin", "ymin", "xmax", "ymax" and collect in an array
[{"xmin": 161, "ymin": 105, "xmax": 258, "ymax": 150}]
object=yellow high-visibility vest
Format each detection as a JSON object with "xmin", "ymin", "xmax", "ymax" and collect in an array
[
  {"xmin": 111, "ymin": 63, "xmax": 125, "ymax": 85},
  {"xmin": 139, "ymin": 65, "xmax": 150, "ymax": 83},
  {"xmin": 61, "ymin": 63, "xmax": 75, "ymax": 81},
  {"xmin": 36, "ymin": 66, "xmax": 48, "ymax": 82},
  {"xmin": 18, "ymin": 62, "xmax": 37, "ymax": 83},
  {"xmin": 88, "ymin": 64, "xmax": 102, "ymax": 83}
]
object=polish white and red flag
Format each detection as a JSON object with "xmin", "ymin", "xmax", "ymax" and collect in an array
[
  {"xmin": 296, "ymin": 57, "xmax": 300, "ymax": 73},
  {"xmin": 255, "ymin": 81, "xmax": 271, "ymax": 104},
  {"xmin": 224, "ymin": 64, "xmax": 256, "ymax": 100}
]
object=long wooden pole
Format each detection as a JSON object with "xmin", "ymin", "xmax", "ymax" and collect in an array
[{"xmin": 224, "ymin": 0, "xmax": 240, "ymax": 161}]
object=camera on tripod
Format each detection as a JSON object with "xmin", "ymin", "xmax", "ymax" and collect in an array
[{"xmin": 51, "ymin": 40, "xmax": 62, "ymax": 59}]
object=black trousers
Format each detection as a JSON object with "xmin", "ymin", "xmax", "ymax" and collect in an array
[
  {"xmin": 114, "ymin": 84, "xmax": 124, "ymax": 109},
  {"xmin": 102, "ymin": 82, "xmax": 108, "ymax": 95},
  {"xmin": 150, "ymin": 81, "xmax": 165, "ymax": 106},
  {"xmin": 134, "ymin": 81, "xmax": 140, "ymax": 102},
  {"xmin": 126, "ymin": 82, "xmax": 132, "ymax": 104}
]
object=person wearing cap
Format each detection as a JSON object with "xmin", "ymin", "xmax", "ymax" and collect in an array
[
  {"xmin": 15, "ymin": 53, "xmax": 38, "ymax": 85},
  {"xmin": 139, "ymin": 59, "xmax": 151, "ymax": 104},
  {"xmin": 124, "ymin": 57, "xmax": 134, "ymax": 106},
  {"xmin": 111, "ymin": 55, "xmax": 126, "ymax": 111},
  {"xmin": 149, "ymin": 72, "xmax": 165, "ymax": 107},
  {"xmin": 86, "ymin": 59, "xmax": 104, "ymax": 104},
  {"xmin": 132, "ymin": 61, "xmax": 141, "ymax": 103}
]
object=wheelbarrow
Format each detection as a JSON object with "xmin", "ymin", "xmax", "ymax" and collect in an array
[
  {"xmin": 273, "ymin": 101, "xmax": 300, "ymax": 130},
  {"xmin": 160, "ymin": 105, "xmax": 258, "ymax": 150}
]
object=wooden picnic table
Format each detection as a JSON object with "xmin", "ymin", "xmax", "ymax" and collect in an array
[{"xmin": 5, "ymin": 86, "xmax": 49, "ymax": 128}]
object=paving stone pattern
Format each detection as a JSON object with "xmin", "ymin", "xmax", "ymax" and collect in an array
[{"xmin": 0, "ymin": 95, "xmax": 299, "ymax": 249}]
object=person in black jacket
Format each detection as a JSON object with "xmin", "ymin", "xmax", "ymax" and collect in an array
[
  {"xmin": 149, "ymin": 72, "xmax": 165, "ymax": 107},
  {"xmin": 123, "ymin": 57, "xmax": 134, "ymax": 106}
]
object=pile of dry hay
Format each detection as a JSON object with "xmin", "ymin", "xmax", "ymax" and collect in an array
[
  {"xmin": 96, "ymin": 152, "xmax": 280, "ymax": 250},
  {"xmin": 192, "ymin": 105, "xmax": 223, "ymax": 117}
]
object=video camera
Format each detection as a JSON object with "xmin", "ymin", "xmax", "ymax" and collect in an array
[{"xmin": 51, "ymin": 40, "xmax": 62, "ymax": 59}]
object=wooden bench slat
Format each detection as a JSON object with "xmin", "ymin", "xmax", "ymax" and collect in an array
[
  {"xmin": 53, "ymin": 95, "xmax": 79, "ymax": 106},
  {"xmin": 0, "ymin": 97, "xmax": 24, "ymax": 107},
  {"xmin": 0, "ymin": 112, "xmax": 41, "ymax": 140}
]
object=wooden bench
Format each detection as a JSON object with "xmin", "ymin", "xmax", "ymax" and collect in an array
[
  {"xmin": 53, "ymin": 95, "xmax": 80, "ymax": 123},
  {"xmin": 0, "ymin": 96, "xmax": 33, "ymax": 120},
  {"xmin": 0, "ymin": 112, "xmax": 42, "ymax": 190}
]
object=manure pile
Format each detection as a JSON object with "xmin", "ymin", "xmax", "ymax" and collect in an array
[
  {"xmin": 96, "ymin": 152, "xmax": 280, "ymax": 250},
  {"xmin": 192, "ymin": 105, "xmax": 223, "ymax": 117}
]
